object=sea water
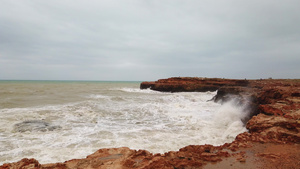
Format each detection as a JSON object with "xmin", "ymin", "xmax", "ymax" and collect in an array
[{"xmin": 0, "ymin": 81, "xmax": 248, "ymax": 164}]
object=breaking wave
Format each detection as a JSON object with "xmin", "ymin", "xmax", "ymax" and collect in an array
[{"xmin": 0, "ymin": 83, "xmax": 249, "ymax": 164}]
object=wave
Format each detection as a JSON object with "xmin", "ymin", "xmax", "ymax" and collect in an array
[
  {"xmin": 87, "ymin": 94, "xmax": 110, "ymax": 99},
  {"xmin": 0, "ymin": 88, "xmax": 248, "ymax": 164},
  {"xmin": 114, "ymin": 87, "xmax": 164, "ymax": 94}
]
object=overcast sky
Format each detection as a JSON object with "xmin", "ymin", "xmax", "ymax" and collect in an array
[{"xmin": 0, "ymin": 0, "xmax": 299, "ymax": 81}]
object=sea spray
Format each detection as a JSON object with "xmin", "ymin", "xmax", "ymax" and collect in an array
[
  {"xmin": 213, "ymin": 100, "xmax": 249, "ymax": 140},
  {"xmin": 0, "ymin": 82, "xmax": 249, "ymax": 164}
]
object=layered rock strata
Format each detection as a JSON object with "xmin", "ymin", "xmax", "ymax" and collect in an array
[
  {"xmin": 140, "ymin": 77, "xmax": 249, "ymax": 92},
  {"xmin": 1, "ymin": 77, "xmax": 299, "ymax": 169}
]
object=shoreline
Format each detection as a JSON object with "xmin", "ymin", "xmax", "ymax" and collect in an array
[{"xmin": 1, "ymin": 77, "xmax": 299, "ymax": 169}]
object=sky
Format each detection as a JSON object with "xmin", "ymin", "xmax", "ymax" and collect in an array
[{"xmin": 0, "ymin": 0, "xmax": 299, "ymax": 81}]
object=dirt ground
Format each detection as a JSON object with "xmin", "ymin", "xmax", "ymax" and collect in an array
[{"xmin": 204, "ymin": 142, "xmax": 300, "ymax": 169}]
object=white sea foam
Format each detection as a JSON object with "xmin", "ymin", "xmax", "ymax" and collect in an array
[
  {"xmin": 213, "ymin": 100, "xmax": 249, "ymax": 140},
  {"xmin": 116, "ymin": 87, "xmax": 163, "ymax": 94},
  {"xmin": 0, "ymin": 83, "xmax": 249, "ymax": 165},
  {"xmin": 87, "ymin": 94, "xmax": 110, "ymax": 99}
]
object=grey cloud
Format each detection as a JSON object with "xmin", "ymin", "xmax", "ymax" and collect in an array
[{"xmin": 0, "ymin": 0, "xmax": 299, "ymax": 80}]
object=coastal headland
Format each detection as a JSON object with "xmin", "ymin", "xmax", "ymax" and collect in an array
[{"xmin": 1, "ymin": 77, "xmax": 299, "ymax": 169}]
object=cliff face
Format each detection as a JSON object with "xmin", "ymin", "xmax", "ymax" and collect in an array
[
  {"xmin": 140, "ymin": 77, "xmax": 249, "ymax": 92},
  {"xmin": 1, "ymin": 78, "xmax": 299, "ymax": 169},
  {"xmin": 141, "ymin": 77, "xmax": 300, "ymax": 141}
]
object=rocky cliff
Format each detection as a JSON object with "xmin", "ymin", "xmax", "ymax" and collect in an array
[
  {"xmin": 140, "ymin": 77, "xmax": 249, "ymax": 92},
  {"xmin": 1, "ymin": 77, "xmax": 299, "ymax": 169}
]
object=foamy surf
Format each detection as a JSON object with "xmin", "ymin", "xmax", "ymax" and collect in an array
[{"xmin": 0, "ymin": 81, "xmax": 249, "ymax": 164}]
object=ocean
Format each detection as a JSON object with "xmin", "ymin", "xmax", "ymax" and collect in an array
[{"xmin": 0, "ymin": 81, "xmax": 248, "ymax": 164}]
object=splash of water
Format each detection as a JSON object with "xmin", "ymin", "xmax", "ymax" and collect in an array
[{"xmin": 0, "ymin": 84, "xmax": 250, "ymax": 164}]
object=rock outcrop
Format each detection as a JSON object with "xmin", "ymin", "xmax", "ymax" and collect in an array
[
  {"xmin": 141, "ymin": 78, "xmax": 300, "ymax": 143},
  {"xmin": 140, "ymin": 77, "xmax": 249, "ymax": 92},
  {"xmin": 1, "ymin": 77, "xmax": 299, "ymax": 169}
]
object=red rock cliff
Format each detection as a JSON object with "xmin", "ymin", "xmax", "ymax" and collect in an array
[{"xmin": 140, "ymin": 77, "xmax": 249, "ymax": 92}]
